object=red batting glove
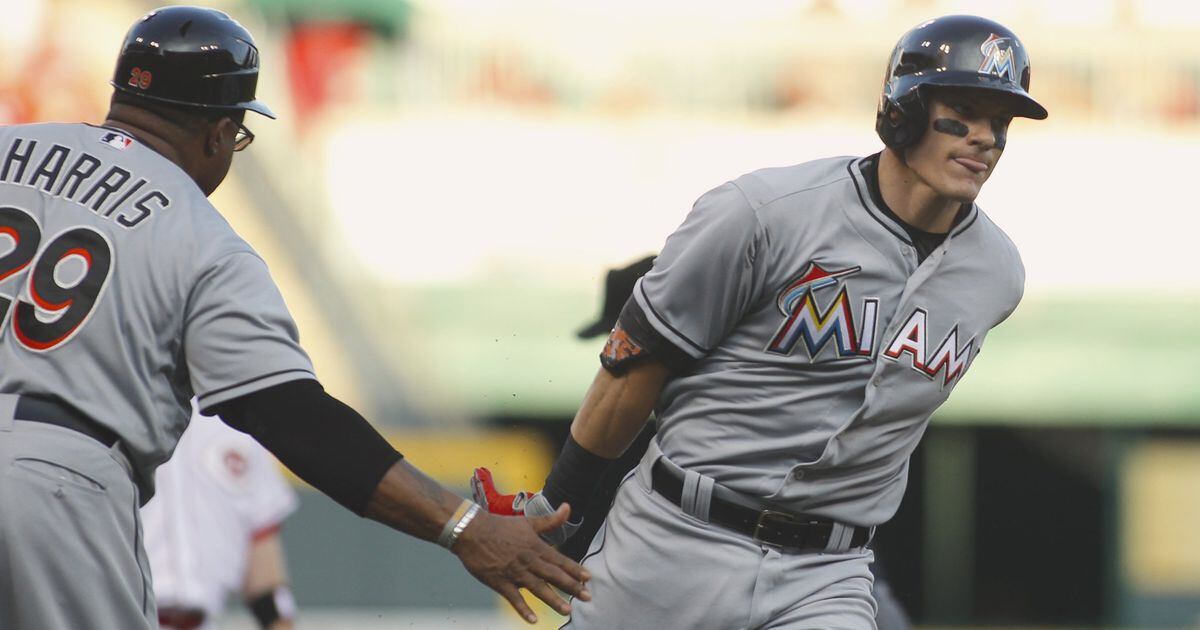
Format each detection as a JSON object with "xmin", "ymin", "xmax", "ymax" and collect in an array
[
  {"xmin": 470, "ymin": 467, "xmax": 582, "ymax": 546},
  {"xmin": 471, "ymin": 467, "xmax": 534, "ymax": 516}
]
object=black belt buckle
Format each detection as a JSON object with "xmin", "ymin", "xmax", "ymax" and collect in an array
[{"xmin": 753, "ymin": 509, "xmax": 802, "ymax": 544}]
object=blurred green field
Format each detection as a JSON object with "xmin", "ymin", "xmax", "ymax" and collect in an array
[{"xmin": 384, "ymin": 284, "xmax": 1200, "ymax": 425}]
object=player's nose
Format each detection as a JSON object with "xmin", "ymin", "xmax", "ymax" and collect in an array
[{"xmin": 964, "ymin": 119, "xmax": 997, "ymax": 150}]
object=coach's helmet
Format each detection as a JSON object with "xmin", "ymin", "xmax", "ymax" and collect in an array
[
  {"xmin": 111, "ymin": 6, "xmax": 275, "ymax": 118},
  {"xmin": 876, "ymin": 15, "xmax": 1046, "ymax": 149}
]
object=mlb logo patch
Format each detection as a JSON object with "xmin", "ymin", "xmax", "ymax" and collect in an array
[{"xmin": 99, "ymin": 131, "xmax": 134, "ymax": 150}]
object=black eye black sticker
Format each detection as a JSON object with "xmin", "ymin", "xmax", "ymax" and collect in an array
[
  {"xmin": 992, "ymin": 122, "xmax": 1007, "ymax": 150},
  {"xmin": 932, "ymin": 118, "xmax": 969, "ymax": 137}
]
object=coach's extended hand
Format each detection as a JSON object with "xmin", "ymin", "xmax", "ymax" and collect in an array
[
  {"xmin": 364, "ymin": 460, "xmax": 590, "ymax": 624},
  {"xmin": 455, "ymin": 503, "xmax": 589, "ymax": 622}
]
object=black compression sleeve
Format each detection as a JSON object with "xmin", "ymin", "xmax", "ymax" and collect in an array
[
  {"xmin": 541, "ymin": 434, "xmax": 613, "ymax": 519},
  {"xmin": 210, "ymin": 379, "xmax": 403, "ymax": 516}
]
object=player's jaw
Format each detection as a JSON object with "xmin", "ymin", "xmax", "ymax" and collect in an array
[{"xmin": 186, "ymin": 116, "xmax": 243, "ymax": 197}]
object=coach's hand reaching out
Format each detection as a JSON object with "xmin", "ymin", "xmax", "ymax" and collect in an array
[
  {"xmin": 363, "ymin": 460, "xmax": 589, "ymax": 625},
  {"xmin": 453, "ymin": 504, "xmax": 591, "ymax": 623}
]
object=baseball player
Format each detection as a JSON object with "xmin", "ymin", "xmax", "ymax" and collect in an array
[
  {"xmin": 481, "ymin": 255, "xmax": 912, "ymax": 629},
  {"xmin": 0, "ymin": 7, "xmax": 588, "ymax": 629},
  {"xmin": 142, "ymin": 400, "xmax": 299, "ymax": 630},
  {"xmin": 473, "ymin": 15, "xmax": 1044, "ymax": 628}
]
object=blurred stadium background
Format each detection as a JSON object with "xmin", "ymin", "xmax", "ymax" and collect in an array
[{"xmin": 5, "ymin": 0, "xmax": 1199, "ymax": 627}]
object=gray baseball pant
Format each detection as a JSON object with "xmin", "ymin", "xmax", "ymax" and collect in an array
[
  {"xmin": 0, "ymin": 395, "xmax": 155, "ymax": 630},
  {"xmin": 563, "ymin": 443, "xmax": 877, "ymax": 629}
]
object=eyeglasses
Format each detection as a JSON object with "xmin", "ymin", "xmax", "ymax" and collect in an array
[{"xmin": 233, "ymin": 121, "xmax": 254, "ymax": 151}]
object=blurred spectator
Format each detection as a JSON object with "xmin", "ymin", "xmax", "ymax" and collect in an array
[
  {"xmin": 142, "ymin": 403, "xmax": 299, "ymax": 630},
  {"xmin": 286, "ymin": 21, "xmax": 372, "ymax": 132},
  {"xmin": 1164, "ymin": 70, "xmax": 1200, "ymax": 122},
  {"xmin": 0, "ymin": 0, "xmax": 111, "ymax": 124}
]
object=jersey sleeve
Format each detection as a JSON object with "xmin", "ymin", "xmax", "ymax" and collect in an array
[
  {"xmin": 185, "ymin": 251, "xmax": 315, "ymax": 412},
  {"xmin": 989, "ymin": 214, "xmax": 1027, "ymax": 327},
  {"xmin": 632, "ymin": 181, "xmax": 767, "ymax": 359}
]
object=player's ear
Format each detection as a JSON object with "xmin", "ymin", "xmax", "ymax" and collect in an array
[
  {"xmin": 202, "ymin": 122, "xmax": 221, "ymax": 157},
  {"xmin": 202, "ymin": 118, "xmax": 235, "ymax": 157}
]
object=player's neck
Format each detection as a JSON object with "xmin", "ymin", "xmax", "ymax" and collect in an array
[
  {"xmin": 877, "ymin": 148, "xmax": 961, "ymax": 234},
  {"xmin": 103, "ymin": 105, "xmax": 188, "ymax": 171}
]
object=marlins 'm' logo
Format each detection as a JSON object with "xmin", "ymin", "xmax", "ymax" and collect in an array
[
  {"xmin": 978, "ymin": 33, "xmax": 1018, "ymax": 83},
  {"xmin": 767, "ymin": 262, "xmax": 877, "ymax": 360}
]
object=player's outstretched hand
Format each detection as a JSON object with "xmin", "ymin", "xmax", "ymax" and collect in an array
[{"xmin": 452, "ymin": 504, "xmax": 591, "ymax": 624}]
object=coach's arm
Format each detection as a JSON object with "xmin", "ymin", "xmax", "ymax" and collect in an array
[{"xmin": 209, "ymin": 378, "xmax": 590, "ymax": 625}]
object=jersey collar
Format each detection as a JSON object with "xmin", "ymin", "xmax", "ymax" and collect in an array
[{"xmin": 846, "ymin": 156, "xmax": 979, "ymax": 245}]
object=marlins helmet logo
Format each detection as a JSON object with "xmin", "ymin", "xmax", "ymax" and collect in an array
[{"xmin": 978, "ymin": 33, "xmax": 1018, "ymax": 83}]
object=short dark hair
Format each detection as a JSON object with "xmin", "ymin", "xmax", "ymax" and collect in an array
[{"xmin": 110, "ymin": 90, "xmax": 245, "ymax": 132}]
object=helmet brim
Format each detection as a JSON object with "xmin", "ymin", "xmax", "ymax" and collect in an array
[
  {"xmin": 915, "ymin": 73, "xmax": 1048, "ymax": 120},
  {"xmin": 239, "ymin": 99, "xmax": 277, "ymax": 120}
]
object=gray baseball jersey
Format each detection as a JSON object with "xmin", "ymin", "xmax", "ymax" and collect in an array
[
  {"xmin": 633, "ymin": 154, "xmax": 1023, "ymax": 526},
  {"xmin": 0, "ymin": 122, "xmax": 314, "ymax": 498}
]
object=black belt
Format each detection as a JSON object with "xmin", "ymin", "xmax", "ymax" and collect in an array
[
  {"xmin": 651, "ymin": 459, "xmax": 872, "ymax": 551},
  {"xmin": 14, "ymin": 396, "xmax": 120, "ymax": 449}
]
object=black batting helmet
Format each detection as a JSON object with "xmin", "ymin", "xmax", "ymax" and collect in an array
[
  {"xmin": 876, "ymin": 15, "xmax": 1046, "ymax": 149},
  {"xmin": 111, "ymin": 6, "xmax": 275, "ymax": 119}
]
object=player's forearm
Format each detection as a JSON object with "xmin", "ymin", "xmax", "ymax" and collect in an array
[
  {"xmin": 244, "ymin": 536, "xmax": 297, "ymax": 630},
  {"xmin": 536, "ymin": 361, "xmax": 668, "ymax": 517},
  {"xmin": 570, "ymin": 361, "xmax": 671, "ymax": 458},
  {"xmin": 243, "ymin": 534, "xmax": 290, "ymax": 597},
  {"xmin": 363, "ymin": 459, "xmax": 465, "ymax": 542}
]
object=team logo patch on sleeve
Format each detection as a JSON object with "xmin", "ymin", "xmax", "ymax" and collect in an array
[
  {"xmin": 99, "ymin": 131, "xmax": 134, "ymax": 150},
  {"xmin": 600, "ymin": 322, "xmax": 649, "ymax": 372},
  {"xmin": 204, "ymin": 442, "xmax": 255, "ymax": 492}
]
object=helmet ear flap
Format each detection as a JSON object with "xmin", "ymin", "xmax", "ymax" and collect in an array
[{"xmin": 876, "ymin": 87, "xmax": 928, "ymax": 150}]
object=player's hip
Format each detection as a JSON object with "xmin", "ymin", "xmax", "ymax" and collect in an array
[
  {"xmin": 571, "ymin": 480, "xmax": 875, "ymax": 629},
  {"xmin": 630, "ymin": 439, "xmax": 874, "ymax": 550},
  {"xmin": 0, "ymin": 395, "xmax": 138, "ymax": 505}
]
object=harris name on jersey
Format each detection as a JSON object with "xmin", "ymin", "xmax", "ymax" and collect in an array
[{"xmin": 0, "ymin": 130, "xmax": 170, "ymax": 230}]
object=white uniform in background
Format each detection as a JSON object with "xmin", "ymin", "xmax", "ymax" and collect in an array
[{"xmin": 141, "ymin": 401, "xmax": 298, "ymax": 629}]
